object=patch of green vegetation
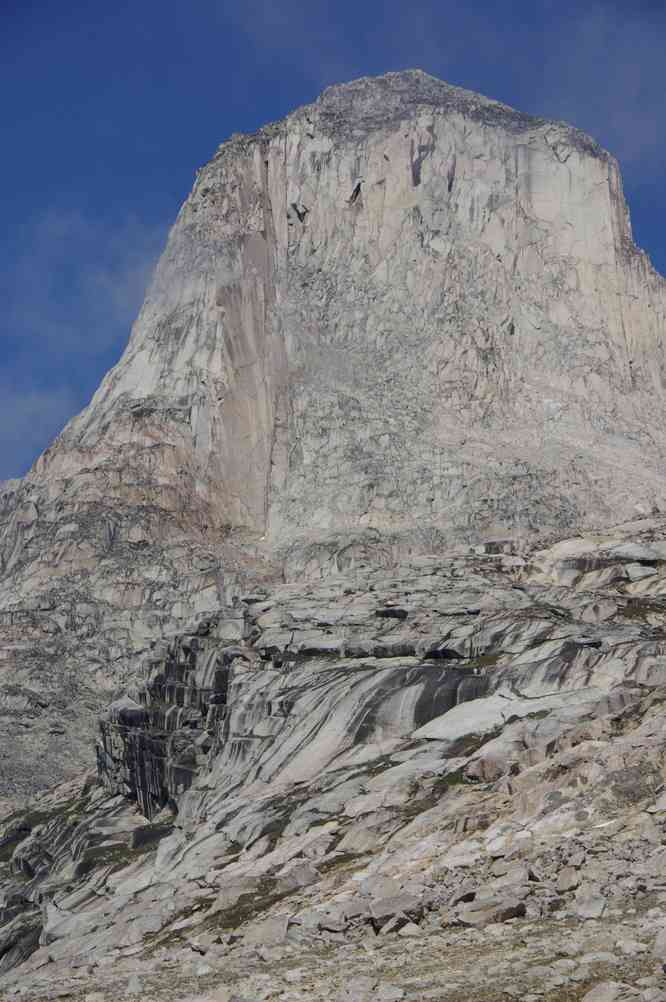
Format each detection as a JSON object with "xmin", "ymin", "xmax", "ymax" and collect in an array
[
  {"xmin": 206, "ymin": 877, "xmax": 291, "ymax": 932},
  {"xmin": 0, "ymin": 808, "xmax": 21, "ymax": 829},
  {"xmin": 616, "ymin": 598, "xmax": 666, "ymax": 623},
  {"xmin": 1, "ymin": 792, "xmax": 90, "ymax": 838},
  {"xmin": 0, "ymin": 799, "xmax": 80, "ymax": 864},
  {"xmin": 444, "ymin": 727, "xmax": 502, "ymax": 757},
  {"xmin": 146, "ymin": 875, "xmax": 296, "ymax": 951},
  {"xmin": 74, "ymin": 836, "xmax": 160, "ymax": 879},
  {"xmin": 143, "ymin": 895, "xmax": 218, "ymax": 952},
  {"xmin": 524, "ymin": 708, "xmax": 551, "ymax": 721},
  {"xmin": 318, "ymin": 850, "xmax": 363, "ymax": 875},
  {"xmin": 465, "ymin": 653, "xmax": 502, "ymax": 671},
  {"xmin": 392, "ymin": 767, "xmax": 478, "ymax": 828},
  {"xmin": 438, "ymin": 767, "xmax": 470, "ymax": 788},
  {"xmin": 131, "ymin": 820, "xmax": 174, "ymax": 850},
  {"xmin": 363, "ymin": 752, "xmax": 401, "ymax": 778}
]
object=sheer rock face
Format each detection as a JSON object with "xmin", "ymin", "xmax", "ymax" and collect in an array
[
  {"xmin": 1, "ymin": 69, "xmax": 666, "ymax": 801},
  {"xmin": 60, "ymin": 70, "xmax": 666, "ymax": 545}
]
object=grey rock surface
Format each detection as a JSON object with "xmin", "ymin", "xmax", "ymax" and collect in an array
[
  {"xmin": 4, "ymin": 524, "xmax": 666, "ymax": 998},
  {"xmin": 1, "ymin": 68, "xmax": 666, "ymax": 1002},
  {"xmin": 1, "ymin": 69, "xmax": 665, "ymax": 803}
]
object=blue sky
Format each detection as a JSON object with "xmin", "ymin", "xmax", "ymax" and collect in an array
[{"xmin": 1, "ymin": 0, "xmax": 665, "ymax": 479}]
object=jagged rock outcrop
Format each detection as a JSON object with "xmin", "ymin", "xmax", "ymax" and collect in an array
[{"xmin": 1, "ymin": 69, "xmax": 665, "ymax": 803}]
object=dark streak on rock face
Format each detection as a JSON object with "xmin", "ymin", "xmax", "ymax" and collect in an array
[
  {"xmin": 95, "ymin": 632, "xmax": 494, "ymax": 822},
  {"xmin": 97, "ymin": 629, "xmax": 233, "ymax": 818}
]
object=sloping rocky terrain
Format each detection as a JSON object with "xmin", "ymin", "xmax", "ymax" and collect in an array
[
  {"xmin": 2, "ymin": 70, "xmax": 666, "ymax": 1001},
  {"xmin": 5, "ymin": 524, "xmax": 666, "ymax": 999}
]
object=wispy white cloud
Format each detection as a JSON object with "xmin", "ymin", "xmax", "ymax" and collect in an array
[
  {"xmin": 222, "ymin": 0, "xmax": 665, "ymax": 176},
  {"xmin": 0, "ymin": 383, "xmax": 78, "ymax": 478},
  {"xmin": 6, "ymin": 210, "xmax": 166, "ymax": 355},
  {"xmin": 2, "ymin": 0, "xmax": 663, "ymax": 478},
  {"xmin": 0, "ymin": 209, "xmax": 167, "ymax": 477},
  {"xmin": 534, "ymin": 3, "xmax": 666, "ymax": 169},
  {"xmin": 221, "ymin": 0, "xmax": 363, "ymax": 91},
  {"xmin": 373, "ymin": 0, "xmax": 666, "ymax": 173}
]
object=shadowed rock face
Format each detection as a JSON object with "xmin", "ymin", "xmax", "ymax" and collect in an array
[
  {"xmin": 0, "ymin": 70, "xmax": 665, "ymax": 804},
  {"xmin": 97, "ymin": 621, "xmax": 235, "ymax": 817}
]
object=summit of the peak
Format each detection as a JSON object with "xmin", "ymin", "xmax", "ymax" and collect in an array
[{"xmin": 306, "ymin": 69, "xmax": 605, "ymax": 158}]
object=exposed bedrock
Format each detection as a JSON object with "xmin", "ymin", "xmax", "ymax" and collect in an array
[
  {"xmin": 1, "ymin": 70, "xmax": 665, "ymax": 801},
  {"xmin": 97, "ymin": 618, "xmax": 237, "ymax": 817},
  {"xmin": 5, "ymin": 524, "xmax": 666, "ymax": 991},
  {"xmin": 94, "ymin": 519, "xmax": 666, "ymax": 835},
  {"xmin": 4, "ymin": 69, "xmax": 666, "ymax": 1001}
]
